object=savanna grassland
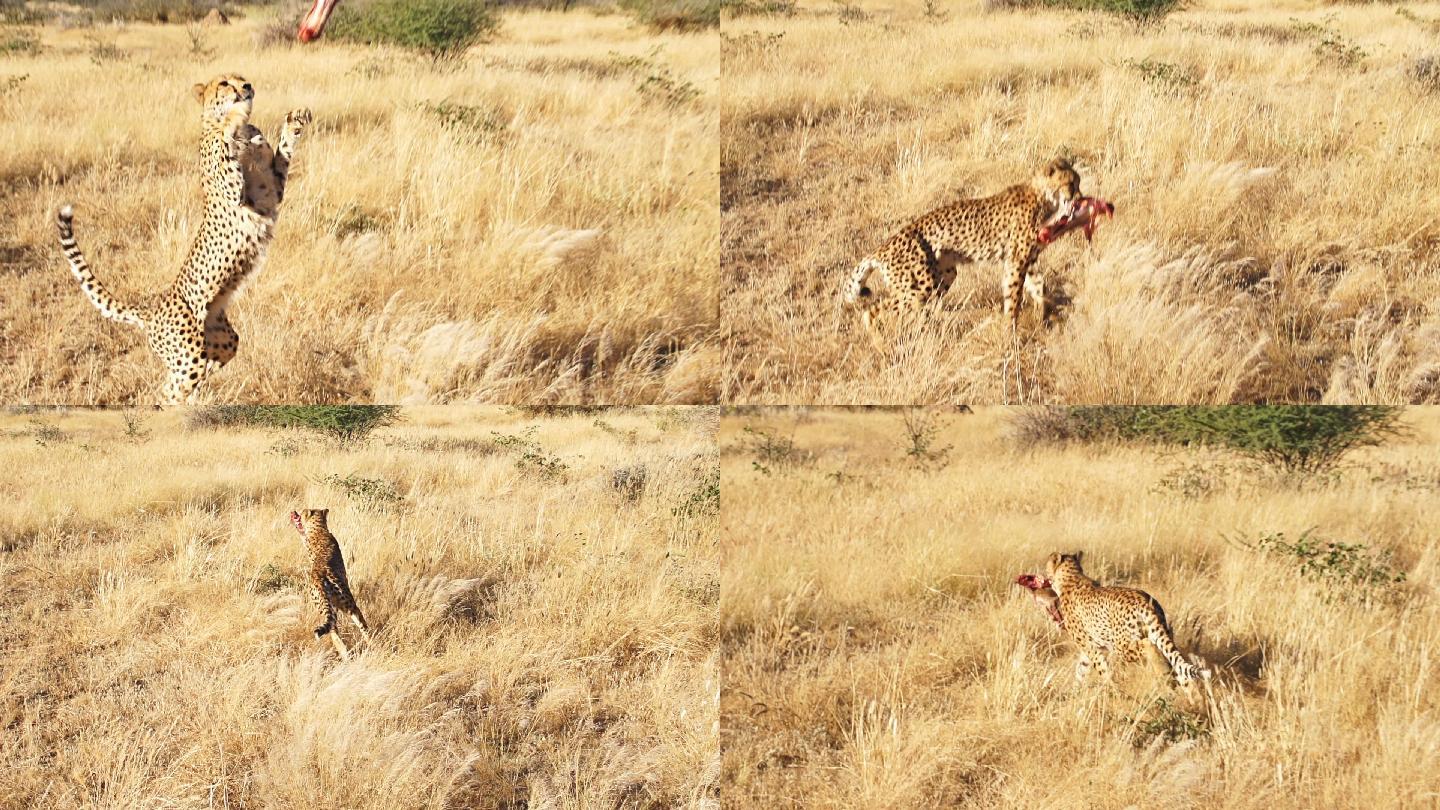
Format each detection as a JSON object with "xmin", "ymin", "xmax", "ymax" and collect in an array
[
  {"xmin": 0, "ymin": 7, "xmax": 717, "ymax": 405},
  {"xmin": 722, "ymin": 0, "xmax": 1440, "ymax": 404},
  {"xmin": 0, "ymin": 406, "xmax": 719, "ymax": 807},
  {"xmin": 721, "ymin": 407, "xmax": 1440, "ymax": 807}
]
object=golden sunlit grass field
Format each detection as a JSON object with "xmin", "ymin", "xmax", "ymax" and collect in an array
[
  {"xmin": 722, "ymin": 0, "xmax": 1440, "ymax": 404},
  {"xmin": 721, "ymin": 407, "xmax": 1440, "ymax": 807},
  {"xmin": 0, "ymin": 8, "xmax": 717, "ymax": 405},
  {"xmin": 0, "ymin": 406, "xmax": 719, "ymax": 807}
]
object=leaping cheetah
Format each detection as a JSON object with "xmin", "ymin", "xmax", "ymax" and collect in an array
[
  {"xmin": 290, "ymin": 508, "xmax": 371, "ymax": 659},
  {"xmin": 57, "ymin": 74, "xmax": 311, "ymax": 405}
]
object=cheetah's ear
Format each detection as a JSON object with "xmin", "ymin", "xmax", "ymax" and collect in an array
[
  {"xmin": 191, "ymin": 82, "xmax": 207, "ymax": 103},
  {"xmin": 318, "ymin": 508, "xmax": 329, "ymax": 518},
  {"xmin": 1073, "ymin": 550, "xmax": 1083, "ymax": 566}
]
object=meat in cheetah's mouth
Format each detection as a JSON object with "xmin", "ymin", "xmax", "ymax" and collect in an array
[
  {"xmin": 1015, "ymin": 572, "xmax": 1065, "ymax": 628},
  {"xmin": 289, "ymin": 510, "xmax": 304, "ymax": 533},
  {"xmin": 1015, "ymin": 573, "xmax": 1050, "ymax": 591},
  {"xmin": 1039, "ymin": 196, "xmax": 1115, "ymax": 245}
]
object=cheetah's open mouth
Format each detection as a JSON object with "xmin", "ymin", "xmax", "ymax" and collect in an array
[
  {"xmin": 298, "ymin": 0, "xmax": 338, "ymax": 43},
  {"xmin": 289, "ymin": 510, "xmax": 304, "ymax": 533}
]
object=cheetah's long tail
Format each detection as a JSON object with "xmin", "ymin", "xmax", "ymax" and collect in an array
[
  {"xmin": 56, "ymin": 205, "xmax": 145, "ymax": 329},
  {"xmin": 1144, "ymin": 606, "xmax": 1211, "ymax": 685},
  {"xmin": 844, "ymin": 258, "xmax": 883, "ymax": 306}
]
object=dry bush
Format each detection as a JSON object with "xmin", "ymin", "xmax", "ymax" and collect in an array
[
  {"xmin": 721, "ymin": 407, "xmax": 1440, "ymax": 807},
  {"xmin": 722, "ymin": 0, "xmax": 1440, "ymax": 404},
  {"xmin": 0, "ymin": 9, "xmax": 717, "ymax": 405},
  {"xmin": 0, "ymin": 406, "xmax": 719, "ymax": 807}
]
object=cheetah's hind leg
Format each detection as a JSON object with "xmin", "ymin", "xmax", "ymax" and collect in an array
[
  {"xmin": 348, "ymin": 608, "xmax": 373, "ymax": 644},
  {"xmin": 202, "ymin": 309, "xmax": 239, "ymax": 376},
  {"xmin": 159, "ymin": 343, "xmax": 211, "ymax": 406},
  {"xmin": 327, "ymin": 628, "xmax": 352, "ymax": 660},
  {"xmin": 860, "ymin": 307, "xmax": 890, "ymax": 355}
]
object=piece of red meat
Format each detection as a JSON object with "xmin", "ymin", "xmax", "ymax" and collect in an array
[
  {"xmin": 1015, "ymin": 573, "xmax": 1064, "ymax": 628},
  {"xmin": 1038, "ymin": 196, "xmax": 1115, "ymax": 245}
]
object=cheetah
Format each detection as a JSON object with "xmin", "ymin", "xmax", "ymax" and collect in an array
[
  {"xmin": 844, "ymin": 158, "xmax": 1085, "ymax": 335},
  {"xmin": 56, "ymin": 74, "xmax": 312, "ymax": 405},
  {"xmin": 1044, "ymin": 552, "xmax": 1211, "ymax": 686},
  {"xmin": 290, "ymin": 508, "xmax": 371, "ymax": 659}
]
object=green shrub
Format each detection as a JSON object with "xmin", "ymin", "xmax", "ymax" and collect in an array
[
  {"xmin": 720, "ymin": 30, "xmax": 783, "ymax": 58},
  {"xmin": 1156, "ymin": 406, "xmax": 1405, "ymax": 475},
  {"xmin": 0, "ymin": 28, "xmax": 40, "ymax": 55},
  {"xmin": 1123, "ymin": 58, "xmax": 1198, "ymax": 94},
  {"xmin": 331, "ymin": 204, "xmax": 387, "ymax": 238},
  {"xmin": 610, "ymin": 465, "xmax": 647, "ymax": 501},
  {"xmin": 832, "ymin": 0, "xmax": 867, "ymax": 24},
  {"xmin": 608, "ymin": 51, "xmax": 701, "ymax": 107},
  {"xmin": 319, "ymin": 473, "xmax": 404, "ymax": 511},
  {"xmin": 509, "ymin": 405, "xmax": 611, "ymax": 418},
  {"xmin": 1014, "ymin": 406, "xmax": 1403, "ymax": 476},
  {"xmin": 491, "ymin": 428, "xmax": 569, "ymax": 482},
  {"xmin": 253, "ymin": 563, "xmax": 298, "ymax": 593},
  {"xmin": 0, "ymin": 74, "xmax": 27, "ymax": 99},
  {"xmin": 29, "ymin": 419, "xmax": 68, "ymax": 448},
  {"xmin": 741, "ymin": 426, "xmax": 809, "ymax": 475},
  {"xmin": 719, "ymin": 0, "xmax": 795, "ymax": 15},
  {"xmin": 900, "ymin": 408, "xmax": 951, "ymax": 471},
  {"xmin": 122, "ymin": 411, "xmax": 151, "ymax": 443},
  {"xmin": 1010, "ymin": 405, "xmax": 1177, "ymax": 446},
  {"xmin": 1236, "ymin": 530, "xmax": 1406, "ymax": 604},
  {"xmin": 417, "ymin": 100, "xmax": 507, "ymax": 141},
  {"xmin": 1152, "ymin": 459, "xmax": 1233, "ymax": 499},
  {"xmin": 1005, "ymin": 0, "xmax": 1179, "ymax": 21},
  {"xmin": 327, "ymin": 0, "xmax": 497, "ymax": 58},
  {"xmin": 673, "ymin": 465, "xmax": 719, "ymax": 518},
  {"xmin": 85, "ymin": 33, "xmax": 127, "ymax": 64},
  {"xmin": 1408, "ymin": 55, "xmax": 1440, "ymax": 93},
  {"xmin": 593, "ymin": 418, "xmax": 640, "ymax": 445},
  {"xmin": 1289, "ymin": 18, "xmax": 1365, "ymax": 69},
  {"xmin": 188, "ymin": 405, "xmax": 402, "ymax": 442},
  {"xmin": 620, "ymin": 0, "xmax": 719, "ymax": 31},
  {"xmin": 1397, "ymin": 7, "xmax": 1440, "ymax": 34},
  {"xmin": 38, "ymin": 0, "xmax": 235, "ymax": 24},
  {"xmin": 1126, "ymin": 697, "xmax": 1210, "ymax": 747}
]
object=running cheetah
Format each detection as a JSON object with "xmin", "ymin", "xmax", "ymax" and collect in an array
[
  {"xmin": 57, "ymin": 74, "xmax": 312, "ymax": 405},
  {"xmin": 1045, "ymin": 552, "xmax": 1210, "ymax": 686},
  {"xmin": 844, "ymin": 158, "xmax": 1084, "ymax": 334},
  {"xmin": 290, "ymin": 509, "xmax": 371, "ymax": 659}
]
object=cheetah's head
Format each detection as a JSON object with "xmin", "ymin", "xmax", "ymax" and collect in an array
[
  {"xmin": 291, "ymin": 508, "xmax": 329, "ymax": 534},
  {"xmin": 1044, "ymin": 551, "xmax": 1084, "ymax": 593},
  {"xmin": 1034, "ymin": 158, "xmax": 1082, "ymax": 224},
  {"xmin": 192, "ymin": 74, "xmax": 254, "ymax": 123}
]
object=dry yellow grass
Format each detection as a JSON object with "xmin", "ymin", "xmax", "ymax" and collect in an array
[
  {"xmin": 721, "ymin": 407, "xmax": 1440, "ymax": 807},
  {"xmin": 0, "ymin": 9, "xmax": 717, "ymax": 405},
  {"xmin": 0, "ymin": 406, "xmax": 719, "ymax": 807},
  {"xmin": 722, "ymin": 0, "xmax": 1440, "ymax": 404}
]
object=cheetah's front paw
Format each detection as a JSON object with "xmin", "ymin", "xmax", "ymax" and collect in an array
[{"xmin": 284, "ymin": 108, "xmax": 313, "ymax": 135}]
